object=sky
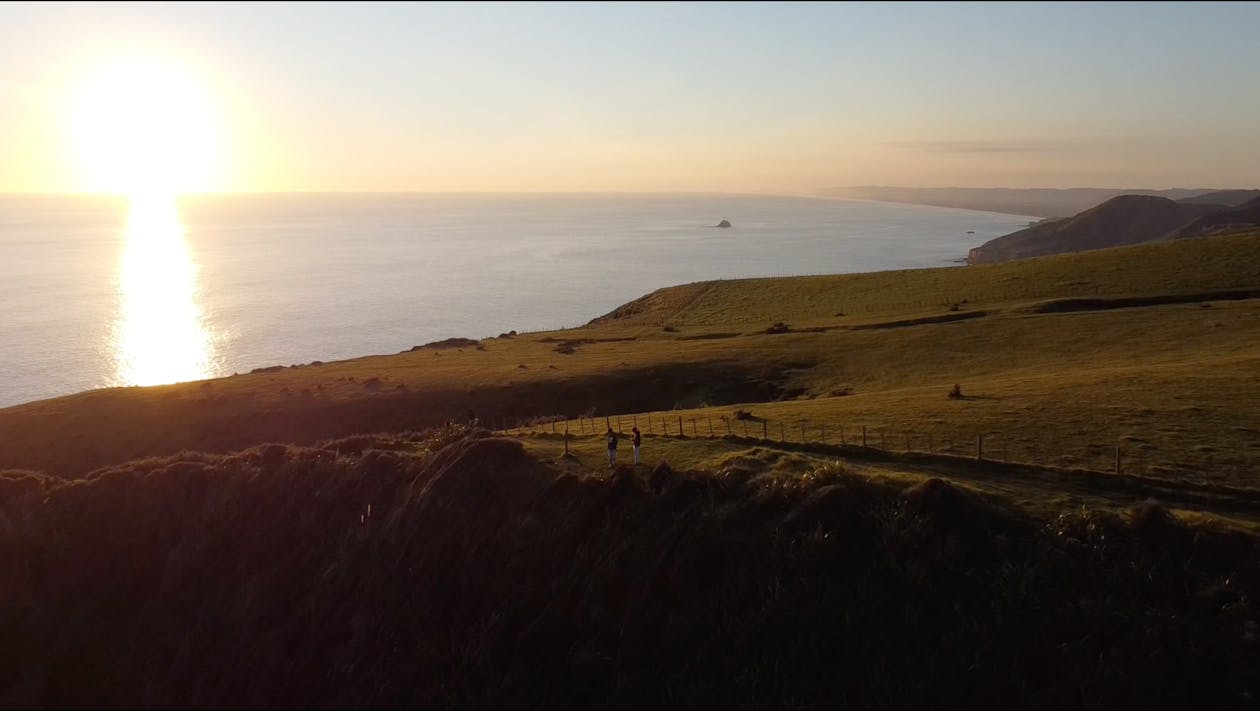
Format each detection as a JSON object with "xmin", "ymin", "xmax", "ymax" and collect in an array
[{"xmin": 2, "ymin": 1, "xmax": 1259, "ymax": 194}]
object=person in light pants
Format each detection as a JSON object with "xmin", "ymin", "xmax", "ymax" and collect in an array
[
  {"xmin": 632, "ymin": 426, "xmax": 642, "ymax": 465},
  {"xmin": 606, "ymin": 427, "xmax": 618, "ymax": 468}
]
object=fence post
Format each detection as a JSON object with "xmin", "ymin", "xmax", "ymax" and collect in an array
[
  {"xmin": 551, "ymin": 419, "xmax": 556, "ymax": 433},
  {"xmin": 743, "ymin": 420, "xmax": 748, "ymax": 437},
  {"xmin": 618, "ymin": 416, "xmax": 622, "ymax": 433},
  {"xmin": 709, "ymin": 417, "xmax": 714, "ymax": 436},
  {"xmin": 904, "ymin": 431, "xmax": 910, "ymax": 452},
  {"xmin": 780, "ymin": 421, "xmax": 785, "ymax": 442},
  {"xmin": 801, "ymin": 422, "xmax": 806, "ymax": 442},
  {"xmin": 976, "ymin": 434, "xmax": 983, "ymax": 462},
  {"xmin": 564, "ymin": 421, "xmax": 569, "ymax": 455},
  {"xmin": 1115, "ymin": 445, "xmax": 1121, "ymax": 475},
  {"xmin": 928, "ymin": 433, "xmax": 933, "ymax": 454},
  {"xmin": 678, "ymin": 416, "xmax": 683, "ymax": 437},
  {"xmin": 862, "ymin": 426, "xmax": 866, "ymax": 447},
  {"xmin": 691, "ymin": 418, "xmax": 697, "ymax": 436},
  {"xmin": 840, "ymin": 425, "xmax": 845, "ymax": 445},
  {"xmin": 762, "ymin": 420, "xmax": 767, "ymax": 439},
  {"xmin": 726, "ymin": 418, "xmax": 731, "ymax": 435}
]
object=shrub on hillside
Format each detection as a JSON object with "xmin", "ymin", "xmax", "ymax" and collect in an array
[{"xmin": 765, "ymin": 321, "xmax": 792, "ymax": 334}]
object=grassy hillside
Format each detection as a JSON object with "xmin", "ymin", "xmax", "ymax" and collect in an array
[
  {"xmin": 2, "ymin": 428, "xmax": 1257, "ymax": 708},
  {"xmin": 1179, "ymin": 189, "xmax": 1260, "ymax": 207},
  {"xmin": 596, "ymin": 227, "xmax": 1260, "ymax": 328},
  {"xmin": 1174, "ymin": 196, "xmax": 1260, "ymax": 239},
  {"xmin": 965, "ymin": 195, "xmax": 1227, "ymax": 264},
  {"xmin": 1, "ymin": 230, "xmax": 1259, "ymax": 493}
]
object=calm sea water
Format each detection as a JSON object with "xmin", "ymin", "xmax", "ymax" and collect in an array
[{"xmin": 0, "ymin": 193, "xmax": 1034, "ymax": 408}]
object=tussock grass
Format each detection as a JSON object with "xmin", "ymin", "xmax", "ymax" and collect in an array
[{"xmin": 2, "ymin": 430, "xmax": 1257, "ymax": 708}]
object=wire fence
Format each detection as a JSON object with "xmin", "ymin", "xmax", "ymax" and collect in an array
[{"xmin": 492, "ymin": 411, "xmax": 1259, "ymax": 481}]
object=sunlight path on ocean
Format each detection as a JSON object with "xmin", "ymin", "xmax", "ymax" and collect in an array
[{"xmin": 111, "ymin": 194, "xmax": 217, "ymax": 387}]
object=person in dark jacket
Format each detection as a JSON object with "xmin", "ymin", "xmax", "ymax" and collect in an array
[
  {"xmin": 606, "ymin": 426, "xmax": 618, "ymax": 468},
  {"xmin": 631, "ymin": 426, "xmax": 642, "ymax": 465}
]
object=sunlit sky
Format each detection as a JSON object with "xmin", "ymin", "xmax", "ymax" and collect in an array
[{"xmin": 2, "ymin": 1, "xmax": 1259, "ymax": 194}]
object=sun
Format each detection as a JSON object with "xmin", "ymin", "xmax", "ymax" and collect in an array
[{"xmin": 71, "ymin": 57, "xmax": 222, "ymax": 198}]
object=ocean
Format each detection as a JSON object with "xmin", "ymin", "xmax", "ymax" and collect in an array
[{"xmin": 0, "ymin": 192, "xmax": 1034, "ymax": 408}]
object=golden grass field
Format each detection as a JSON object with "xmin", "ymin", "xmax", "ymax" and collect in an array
[{"xmin": 2, "ymin": 229, "xmax": 1259, "ymax": 520}]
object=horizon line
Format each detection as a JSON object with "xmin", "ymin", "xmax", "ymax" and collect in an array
[{"xmin": 3, "ymin": 185, "xmax": 1251, "ymax": 197}]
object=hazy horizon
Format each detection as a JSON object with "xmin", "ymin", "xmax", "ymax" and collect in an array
[
  {"xmin": 1, "ymin": 184, "xmax": 1253, "ymax": 198},
  {"xmin": 3, "ymin": 2, "xmax": 1260, "ymax": 195}
]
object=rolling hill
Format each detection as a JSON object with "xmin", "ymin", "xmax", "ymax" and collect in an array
[
  {"xmin": 967, "ymin": 193, "xmax": 1260, "ymax": 264},
  {"xmin": 1173, "ymin": 195, "xmax": 1260, "ymax": 239}
]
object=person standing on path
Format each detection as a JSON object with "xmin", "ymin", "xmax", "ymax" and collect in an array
[
  {"xmin": 632, "ymin": 426, "xmax": 642, "ymax": 465},
  {"xmin": 606, "ymin": 426, "xmax": 619, "ymax": 468}
]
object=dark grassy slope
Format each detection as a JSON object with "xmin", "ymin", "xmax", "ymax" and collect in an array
[
  {"xmin": 1178, "ymin": 190, "xmax": 1260, "ymax": 207},
  {"xmin": 0, "ymin": 361, "xmax": 795, "ymax": 480},
  {"xmin": 966, "ymin": 195, "xmax": 1224, "ymax": 264},
  {"xmin": 968, "ymin": 193, "xmax": 1260, "ymax": 264},
  {"xmin": 2, "ymin": 428, "xmax": 1257, "ymax": 709},
  {"xmin": 1173, "ymin": 195, "xmax": 1260, "ymax": 238}
]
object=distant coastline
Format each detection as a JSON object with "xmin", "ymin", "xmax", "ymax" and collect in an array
[{"xmin": 817, "ymin": 186, "xmax": 1223, "ymax": 219}]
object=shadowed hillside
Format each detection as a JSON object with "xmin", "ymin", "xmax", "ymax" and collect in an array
[
  {"xmin": 1178, "ymin": 189, "xmax": 1260, "ymax": 207},
  {"xmin": 1, "ymin": 428, "xmax": 1257, "ymax": 708},
  {"xmin": 966, "ymin": 195, "xmax": 1224, "ymax": 264},
  {"xmin": 1173, "ymin": 196, "xmax": 1260, "ymax": 239}
]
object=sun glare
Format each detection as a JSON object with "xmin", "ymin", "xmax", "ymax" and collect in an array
[
  {"xmin": 112, "ymin": 193, "xmax": 217, "ymax": 387},
  {"xmin": 71, "ymin": 57, "xmax": 221, "ymax": 198}
]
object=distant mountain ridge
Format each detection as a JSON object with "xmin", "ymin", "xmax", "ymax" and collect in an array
[
  {"xmin": 1177, "ymin": 189, "xmax": 1260, "ymax": 207},
  {"xmin": 821, "ymin": 186, "xmax": 1221, "ymax": 218},
  {"xmin": 967, "ymin": 191, "xmax": 1260, "ymax": 264},
  {"xmin": 1172, "ymin": 195, "xmax": 1260, "ymax": 239}
]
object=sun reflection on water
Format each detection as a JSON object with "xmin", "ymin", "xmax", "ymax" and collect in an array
[{"xmin": 112, "ymin": 194, "xmax": 216, "ymax": 387}]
